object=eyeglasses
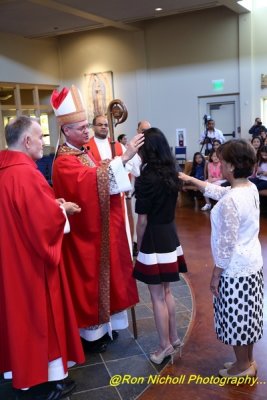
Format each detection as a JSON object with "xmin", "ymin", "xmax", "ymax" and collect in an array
[
  {"xmin": 66, "ymin": 124, "xmax": 89, "ymax": 132},
  {"xmin": 75, "ymin": 124, "xmax": 90, "ymax": 132},
  {"xmin": 95, "ymin": 123, "xmax": 108, "ymax": 127}
]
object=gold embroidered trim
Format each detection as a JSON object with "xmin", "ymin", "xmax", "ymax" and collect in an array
[
  {"xmin": 57, "ymin": 110, "xmax": 87, "ymax": 126},
  {"xmin": 56, "ymin": 144, "xmax": 96, "ymax": 167},
  {"xmin": 96, "ymin": 163, "xmax": 110, "ymax": 323},
  {"xmin": 71, "ymin": 85, "xmax": 83, "ymax": 113},
  {"xmin": 56, "ymin": 144, "xmax": 111, "ymax": 323}
]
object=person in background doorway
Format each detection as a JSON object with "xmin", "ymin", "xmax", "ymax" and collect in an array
[{"xmin": 200, "ymin": 119, "xmax": 225, "ymax": 155}]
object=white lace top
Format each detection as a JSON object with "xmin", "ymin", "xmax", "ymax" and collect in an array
[{"xmin": 204, "ymin": 182, "xmax": 263, "ymax": 277}]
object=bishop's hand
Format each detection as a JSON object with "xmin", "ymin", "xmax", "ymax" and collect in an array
[{"xmin": 121, "ymin": 133, "xmax": 144, "ymax": 164}]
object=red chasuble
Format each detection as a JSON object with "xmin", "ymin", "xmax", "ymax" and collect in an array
[
  {"xmin": 0, "ymin": 150, "xmax": 84, "ymax": 389},
  {"xmin": 52, "ymin": 145, "xmax": 139, "ymax": 328}
]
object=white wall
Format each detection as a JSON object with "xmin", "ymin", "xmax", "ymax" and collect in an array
[
  {"xmin": 58, "ymin": 7, "xmax": 239, "ymax": 158},
  {"xmin": 238, "ymin": 3, "xmax": 267, "ymax": 139},
  {"xmin": 1, "ymin": 6, "xmax": 267, "ymax": 158},
  {"xmin": 0, "ymin": 32, "xmax": 60, "ymax": 84},
  {"xmin": 0, "ymin": 32, "xmax": 60, "ymax": 147},
  {"xmin": 57, "ymin": 28, "xmax": 148, "ymax": 138},
  {"xmin": 143, "ymin": 7, "xmax": 239, "ymax": 156},
  {"xmin": 251, "ymin": 3, "xmax": 267, "ymax": 119}
]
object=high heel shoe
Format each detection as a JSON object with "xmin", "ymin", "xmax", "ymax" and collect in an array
[
  {"xmin": 172, "ymin": 338, "xmax": 183, "ymax": 358},
  {"xmin": 219, "ymin": 364, "xmax": 256, "ymax": 377},
  {"xmin": 150, "ymin": 345, "xmax": 175, "ymax": 365},
  {"xmin": 223, "ymin": 360, "xmax": 257, "ymax": 372}
]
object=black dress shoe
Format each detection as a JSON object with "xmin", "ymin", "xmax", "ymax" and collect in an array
[
  {"xmin": 101, "ymin": 330, "xmax": 119, "ymax": 344},
  {"xmin": 54, "ymin": 378, "xmax": 76, "ymax": 397},
  {"xmin": 111, "ymin": 330, "xmax": 119, "ymax": 341},
  {"xmin": 15, "ymin": 378, "xmax": 76, "ymax": 400},
  {"xmin": 81, "ymin": 337, "xmax": 108, "ymax": 353},
  {"xmin": 15, "ymin": 386, "xmax": 61, "ymax": 400}
]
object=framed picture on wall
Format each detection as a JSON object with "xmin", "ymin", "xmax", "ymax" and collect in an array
[{"xmin": 85, "ymin": 71, "xmax": 114, "ymax": 123}]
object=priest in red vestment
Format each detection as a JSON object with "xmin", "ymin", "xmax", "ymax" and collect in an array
[
  {"xmin": 0, "ymin": 116, "xmax": 84, "ymax": 399},
  {"xmin": 51, "ymin": 86, "xmax": 143, "ymax": 350},
  {"xmin": 87, "ymin": 114, "xmax": 141, "ymax": 175},
  {"xmin": 86, "ymin": 114, "xmax": 141, "ymax": 253},
  {"xmin": 87, "ymin": 115, "xmax": 124, "ymax": 159}
]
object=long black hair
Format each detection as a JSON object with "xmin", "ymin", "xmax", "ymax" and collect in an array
[
  {"xmin": 191, "ymin": 152, "xmax": 206, "ymax": 177},
  {"xmin": 138, "ymin": 127, "xmax": 180, "ymax": 191},
  {"xmin": 258, "ymin": 145, "xmax": 267, "ymax": 166}
]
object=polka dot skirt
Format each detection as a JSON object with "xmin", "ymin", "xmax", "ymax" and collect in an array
[{"xmin": 213, "ymin": 268, "xmax": 264, "ymax": 346}]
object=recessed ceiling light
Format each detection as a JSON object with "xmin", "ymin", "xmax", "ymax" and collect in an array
[{"xmin": 155, "ymin": 8, "xmax": 163, "ymax": 11}]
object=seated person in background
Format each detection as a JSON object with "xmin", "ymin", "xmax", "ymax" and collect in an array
[
  {"xmin": 249, "ymin": 117, "xmax": 266, "ymax": 137},
  {"xmin": 251, "ymin": 136, "xmax": 263, "ymax": 160},
  {"xmin": 201, "ymin": 149, "xmax": 226, "ymax": 211},
  {"xmin": 117, "ymin": 133, "xmax": 128, "ymax": 146},
  {"xmin": 250, "ymin": 145, "xmax": 267, "ymax": 192},
  {"xmin": 259, "ymin": 126, "xmax": 267, "ymax": 143},
  {"xmin": 191, "ymin": 152, "xmax": 206, "ymax": 181},
  {"xmin": 212, "ymin": 139, "xmax": 222, "ymax": 152},
  {"xmin": 182, "ymin": 152, "xmax": 207, "ymax": 203}
]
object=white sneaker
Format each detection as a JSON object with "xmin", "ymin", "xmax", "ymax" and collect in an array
[{"xmin": 201, "ymin": 204, "xmax": 211, "ymax": 211}]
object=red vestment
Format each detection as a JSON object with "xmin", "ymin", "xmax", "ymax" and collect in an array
[
  {"xmin": 52, "ymin": 145, "xmax": 139, "ymax": 328},
  {"xmin": 0, "ymin": 150, "xmax": 84, "ymax": 389}
]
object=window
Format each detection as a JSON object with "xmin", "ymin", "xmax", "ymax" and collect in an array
[{"xmin": 0, "ymin": 82, "xmax": 57, "ymax": 149}]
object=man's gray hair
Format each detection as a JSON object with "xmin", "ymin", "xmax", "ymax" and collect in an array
[{"xmin": 5, "ymin": 116, "xmax": 37, "ymax": 147}]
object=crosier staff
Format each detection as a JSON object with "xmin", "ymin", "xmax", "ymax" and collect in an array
[
  {"xmin": 107, "ymin": 98, "xmax": 138, "ymax": 340},
  {"xmin": 107, "ymin": 99, "xmax": 128, "ymax": 158}
]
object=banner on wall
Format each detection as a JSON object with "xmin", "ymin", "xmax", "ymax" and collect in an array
[{"xmin": 85, "ymin": 71, "xmax": 114, "ymax": 124}]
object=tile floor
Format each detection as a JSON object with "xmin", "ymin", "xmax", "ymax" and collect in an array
[{"xmin": 0, "ymin": 277, "xmax": 192, "ymax": 400}]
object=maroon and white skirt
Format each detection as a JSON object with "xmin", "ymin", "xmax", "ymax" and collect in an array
[{"xmin": 133, "ymin": 221, "xmax": 187, "ymax": 284}]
